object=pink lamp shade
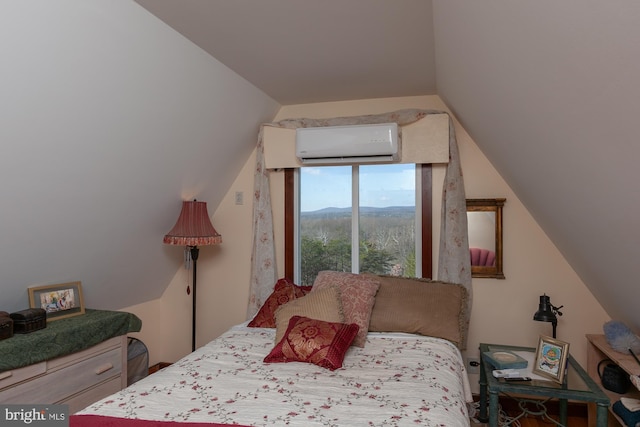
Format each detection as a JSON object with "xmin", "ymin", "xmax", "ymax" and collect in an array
[{"xmin": 163, "ymin": 200, "xmax": 222, "ymax": 246}]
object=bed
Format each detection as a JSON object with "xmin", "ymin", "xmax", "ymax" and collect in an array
[{"xmin": 71, "ymin": 272, "xmax": 472, "ymax": 427}]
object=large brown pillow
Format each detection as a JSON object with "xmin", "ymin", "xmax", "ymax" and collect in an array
[
  {"xmin": 274, "ymin": 286, "xmax": 344, "ymax": 344},
  {"xmin": 366, "ymin": 275, "xmax": 467, "ymax": 348},
  {"xmin": 311, "ymin": 271, "xmax": 380, "ymax": 347}
]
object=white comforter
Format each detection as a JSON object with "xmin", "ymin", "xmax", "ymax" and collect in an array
[{"xmin": 78, "ymin": 324, "xmax": 472, "ymax": 426}]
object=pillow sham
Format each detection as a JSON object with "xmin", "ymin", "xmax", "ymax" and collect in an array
[
  {"xmin": 311, "ymin": 271, "xmax": 380, "ymax": 347},
  {"xmin": 264, "ymin": 315, "xmax": 359, "ymax": 371},
  {"xmin": 273, "ymin": 285, "xmax": 344, "ymax": 344},
  {"xmin": 248, "ymin": 278, "xmax": 310, "ymax": 328},
  {"xmin": 366, "ymin": 274, "xmax": 467, "ymax": 348}
]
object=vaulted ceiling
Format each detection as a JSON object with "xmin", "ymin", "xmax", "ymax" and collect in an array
[
  {"xmin": 2, "ymin": 1, "xmax": 638, "ymax": 335},
  {"xmin": 134, "ymin": 0, "xmax": 437, "ymax": 105},
  {"xmin": 135, "ymin": 0, "xmax": 640, "ymax": 331}
]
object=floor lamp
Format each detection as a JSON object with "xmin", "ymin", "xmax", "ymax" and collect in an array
[
  {"xmin": 533, "ymin": 294, "xmax": 563, "ymax": 338},
  {"xmin": 164, "ymin": 200, "xmax": 222, "ymax": 352}
]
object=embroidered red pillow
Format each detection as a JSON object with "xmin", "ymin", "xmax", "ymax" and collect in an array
[
  {"xmin": 248, "ymin": 278, "xmax": 300, "ymax": 328},
  {"xmin": 293, "ymin": 283, "xmax": 313, "ymax": 298},
  {"xmin": 264, "ymin": 316, "xmax": 359, "ymax": 371}
]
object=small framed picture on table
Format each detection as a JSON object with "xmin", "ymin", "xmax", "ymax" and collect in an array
[
  {"xmin": 533, "ymin": 335, "xmax": 570, "ymax": 384},
  {"xmin": 28, "ymin": 281, "xmax": 85, "ymax": 321}
]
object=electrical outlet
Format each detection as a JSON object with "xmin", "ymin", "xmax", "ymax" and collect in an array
[
  {"xmin": 467, "ymin": 357, "xmax": 480, "ymax": 374},
  {"xmin": 235, "ymin": 191, "xmax": 244, "ymax": 205}
]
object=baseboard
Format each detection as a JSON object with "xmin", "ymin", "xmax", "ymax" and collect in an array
[{"xmin": 148, "ymin": 362, "xmax": 172, "ymax": 375}]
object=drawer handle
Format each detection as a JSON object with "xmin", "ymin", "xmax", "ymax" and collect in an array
[
  {"xmin": 94, "ymin": 363, "xmax": 114, "ymax": 375},
  {"xmin": 0, "ymin": 371, "xmax": 13, "ymax": 380}
]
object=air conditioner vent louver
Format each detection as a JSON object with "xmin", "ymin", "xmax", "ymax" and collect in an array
[{"xmin": 296, "ymin": 123, "xmax": 399, "ymax": 164}]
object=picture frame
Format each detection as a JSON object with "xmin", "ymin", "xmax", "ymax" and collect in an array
[
  {"xmin": 533, "ymin": 335, "xmax": 570, "ymax": 384},
  {"xmin": 28, "ymin": 281, "xmax": 85, "ymax": 321}
]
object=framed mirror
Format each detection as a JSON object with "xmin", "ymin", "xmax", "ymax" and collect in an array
[{"xmin": 466, "ymin": 198, "xmax": 505, "ymax": 279}]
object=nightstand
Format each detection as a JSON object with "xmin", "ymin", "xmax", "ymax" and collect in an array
[{"xmin": 479, "ymin": 342, "xmax": 609, "ymax": 427}]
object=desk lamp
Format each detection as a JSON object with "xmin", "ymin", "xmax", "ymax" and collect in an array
[
  {"xmin": 533, "ymin": 294, "xmax": 563, "ymax": 338},
  {"xmin": 164, "ymin": 200, "xmax": 222, "ymax": 351}
]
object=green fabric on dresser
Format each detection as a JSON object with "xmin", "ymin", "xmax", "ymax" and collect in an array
[{"xmin": 0, "ymin": 309, "xmax": 142, "ymax": 372}]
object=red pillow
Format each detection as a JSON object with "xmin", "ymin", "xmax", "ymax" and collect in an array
[
  {"xmin": 293, "ymin": 283, "xmax": 313, "ymax": 298},
  {"xmin": 248, "ymin": 278, "xmax": 300, "ymax": 328},
  {"xmin": 264, "ymin": 316, "xmax": 359, "ymax": 371}
]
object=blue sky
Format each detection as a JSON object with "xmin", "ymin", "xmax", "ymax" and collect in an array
[{"xmin": 300, "ymin": 164, "xmax": 416, "ymax": 212}]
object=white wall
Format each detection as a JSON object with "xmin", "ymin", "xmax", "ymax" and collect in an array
[
  {"xmin": 0, "ymin": 0, "xmax": 278, "ymax": 343},
  {"xmin": 128, "ymin": 96, "xmax": 610, "ymax": 395},
  {"xmin": 124, "ymin": 150, "xmax": 257, "ymax": 363}
]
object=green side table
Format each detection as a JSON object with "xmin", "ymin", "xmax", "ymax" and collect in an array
[{"xmin": 479, "ymin": 342, "xmax": 609, "ymax": 427}]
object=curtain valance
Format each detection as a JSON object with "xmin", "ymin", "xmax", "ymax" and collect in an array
[
  {"xmin": 262, "ymin": 113, "xmax": 450, "ymax": 169},
  {"xmin": 248, "ymin": 109, "xmax": 471, "ymax": 348}
]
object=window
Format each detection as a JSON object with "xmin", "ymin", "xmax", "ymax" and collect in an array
[{"xmin": 284, "ymin": 164, "xmax": 433, "ymax": 285}]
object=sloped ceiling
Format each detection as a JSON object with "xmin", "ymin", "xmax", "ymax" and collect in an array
[
  {"xmin": 135, "ymin": 0, "xmax": 640, "ymax": 331},
  {"xmin": 2, "ymin": 1, "xmax": 638, "ymax": 334},
  {"xmin": 134, "ymin": 0, "xmax": 436, "ymax": 105},
  {"xmin": 0, "ymin": 2, "xmax": 279, "ymax": 312}
]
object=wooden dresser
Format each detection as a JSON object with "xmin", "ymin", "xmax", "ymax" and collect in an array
[
  {"xmin": 0, "ymin": 309, "xmax": 141, "ymax": 413},
  {"xmin": 0, "ymin": 335, "xmax": 127, "ymax": 413}
]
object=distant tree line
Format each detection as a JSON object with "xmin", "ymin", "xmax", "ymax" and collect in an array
[{"xmin": 299, "ymin": 208, "xmax": 416, "ymax": 285}]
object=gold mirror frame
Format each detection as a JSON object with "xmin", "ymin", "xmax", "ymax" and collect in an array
[{"xmin": 467, "ymin": 198, "xmax": 505, "ymax": 279}]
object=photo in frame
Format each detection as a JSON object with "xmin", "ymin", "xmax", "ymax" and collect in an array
[
  {"xmin": 28, "ymin": 281, "xmax": 85, "ymax": 321},
  {"xmin": 533, "ymin": 335, "xmax": 570, "ymax": 384}
]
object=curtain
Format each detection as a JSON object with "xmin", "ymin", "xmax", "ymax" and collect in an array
[{"xmin": 248, "ymin": 109, "xmax": 471, "ymax": 348}]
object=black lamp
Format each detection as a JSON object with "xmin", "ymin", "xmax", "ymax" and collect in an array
[{"xmin": 533, "ymin": 294, "xmax": 563, "ymax": 338}]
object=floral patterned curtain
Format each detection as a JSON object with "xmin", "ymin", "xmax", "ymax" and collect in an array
[{"xmin": 248, "ymin": 109, "xmax": 471, "ymax": 348}]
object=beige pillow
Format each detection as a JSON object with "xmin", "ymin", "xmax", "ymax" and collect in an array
[
  {"xmin": 274, "ymin": 286, "xmax": 344, "ymax": 344},
  {"xmin": 366, "ymin": 275, "xmax": 467, "ymax": 348}
]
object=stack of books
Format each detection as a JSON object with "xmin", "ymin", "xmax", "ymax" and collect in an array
[{"xmin": 483, "ymin": 350, "xmax": 528, "ymax": 370}]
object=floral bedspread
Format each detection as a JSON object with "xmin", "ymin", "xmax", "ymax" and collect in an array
[{"xmin": 77, "ymin": 324, "xmax": 472, "ymax": 426}]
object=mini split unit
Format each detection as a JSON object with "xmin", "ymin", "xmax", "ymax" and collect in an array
[{"xmin": 295, "ymin": 123, "xmax": 399, "ymax": 164}]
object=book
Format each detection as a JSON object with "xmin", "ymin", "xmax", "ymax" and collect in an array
[{"xmin": 483, "ymin": 350, "xmax": 528, "ymax": 370}]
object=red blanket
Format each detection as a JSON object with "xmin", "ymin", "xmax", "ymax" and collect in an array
[{"xmin": 70, "ymin": 415, "xmax": 251, "ymax": 427}]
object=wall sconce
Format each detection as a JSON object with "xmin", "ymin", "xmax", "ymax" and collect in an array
[{"xmin": 533, "ymin": 294, "xmax": 563, "ymax": 338}]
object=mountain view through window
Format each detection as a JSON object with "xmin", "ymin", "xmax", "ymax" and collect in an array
[{"xmin": 299, "ymin": 164, "xmax": 417, "ymax": 285}]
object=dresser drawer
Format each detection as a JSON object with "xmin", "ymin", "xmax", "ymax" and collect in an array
[
  {"xmin": 47, "ymin": 336, "xmax": 123, "ymax": 371},
  {"xmin": 0, "ymin": 362, "xmax": 46, "ymax": 390},
  {"xmin": 0, "ymin": 347, "xmax": 122, "ymax": 404},
  {"xmin": 61, "ymin": 376, "xmax": 122, "ymax": 413}
]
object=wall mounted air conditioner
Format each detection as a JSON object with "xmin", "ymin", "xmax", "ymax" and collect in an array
[{"xmin": 295, "ymin": 123, "xmax": 399, "ymax": 164}]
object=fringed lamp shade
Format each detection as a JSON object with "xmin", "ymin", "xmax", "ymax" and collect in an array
[
  {"xmin": 163, "ymin": 200, "xmax": 222, "ymax": 246},
  {"xmin": 164, "ymin": 199, "xmax": 221, "ymax": 352}
]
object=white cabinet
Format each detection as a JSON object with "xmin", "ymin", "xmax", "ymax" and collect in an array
[{"xmin": 0, "ymin": 335, "xmax": 126, "ymax": 413}]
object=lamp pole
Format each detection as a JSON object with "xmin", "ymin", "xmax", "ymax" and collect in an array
[{"xmin": 190, "ymin": 246, "xmax": 199, "ymax": 352}]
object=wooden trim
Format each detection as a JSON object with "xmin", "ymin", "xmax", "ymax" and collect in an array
[
  {"xmin": 285, "ymin": 165, "xmax": 433, "ymax": 279},
  {"xmin": 421, "ymin": 164, "xmax": 432, "ymax": 279},
  {"xmin": 284, "ymin": 169, "xmax": 294, "ymax": 280},
  {"xmin": 148, "ymin": 362, "xmax": 172, "ymax": 375}
]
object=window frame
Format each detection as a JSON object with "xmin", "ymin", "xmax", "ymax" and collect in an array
[{"xmin": 284, "ymin": 164, "xmax": 433, "ymax": 280}]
